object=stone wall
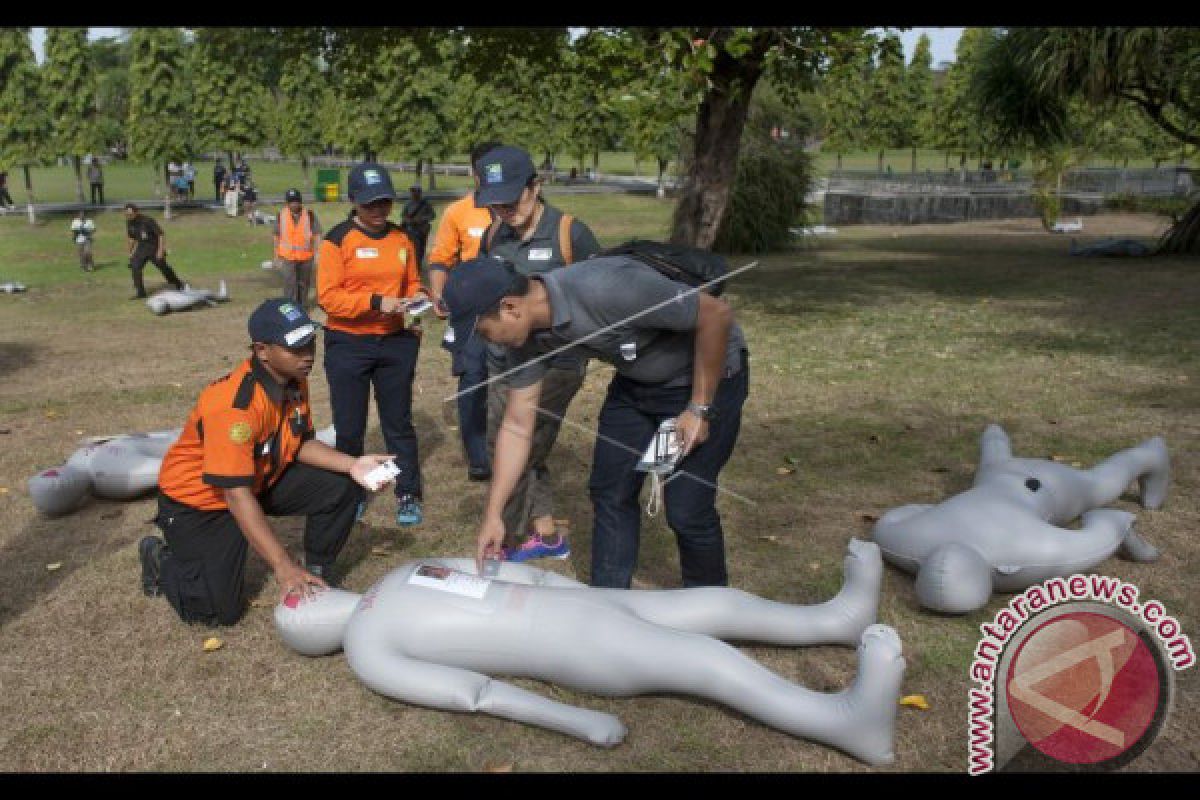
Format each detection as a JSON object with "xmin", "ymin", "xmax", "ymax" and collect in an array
[{"xmin": 824, "ymin": 190, "xmax": 1105, "ymax": 226}]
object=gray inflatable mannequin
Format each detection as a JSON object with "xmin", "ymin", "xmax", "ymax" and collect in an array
[
  {"xmin": 872, "ymin": 424, "xmax": 1168, "ymax": 614},
  {"xmin": 146, "ymin": 281, "xmax": 229, "ymax": 315},
  {"xmin": 275, "ymin": 539, "xmax": 906, "ymax": 766}
]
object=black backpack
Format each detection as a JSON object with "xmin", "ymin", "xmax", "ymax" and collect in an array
[{"xmin": 593, "ymin": 240, "xmax": 729, "ymax": 296}]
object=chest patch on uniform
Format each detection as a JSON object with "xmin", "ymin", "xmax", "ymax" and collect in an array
[
  {"xmin": 467, "ymin": 227, "xmax": 485, "ymax": 238},
  {"xmin": 355, "ymin": 247, "xmax": 379, "ymax": 259},
  {"xmin": 528, "ymin": 248, "xmax": 552, "ymax": 261},
  {"xmin": 229, "ymin": 421, "xmax": 253, "ymax": 445}
]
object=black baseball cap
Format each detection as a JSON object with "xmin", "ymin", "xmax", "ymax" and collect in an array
[
  {"xmin": 284, "ymin": 188, "xmax": 302, "ymax": 202},
  {"xmin": 347, "ymin": 163, "xmax": 397, "ymax": 205},
  {"xmin": 474, "ymin": 145, "xmax": 537, "ymax": 207},
  {"xmin": 248, "ymin": 298, "xmax": 318, "ymax": 348},
  {"xmin": 442, "ymin": 256, "xmax": 521, "ymax": 350}
]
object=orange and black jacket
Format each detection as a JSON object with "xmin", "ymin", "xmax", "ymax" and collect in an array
[
  {"xmin": 317, "ymin": 218, "xmax": 426, "ymax": 336},
  {"xmin": 158, "ymin": 357, "xmax": 314, "ymax": 511}
]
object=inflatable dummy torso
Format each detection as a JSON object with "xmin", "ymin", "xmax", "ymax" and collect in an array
[
  {"xmin": 28, "ymin": 429, "xmax": 181, "ymax": 515},
  {"xmin": 275, "ymin": 541, "xmax": 907, "ymax": 766},
  {"xmin": 872, "ymin": 424, "xmax": 1168, "ymax": 613}
]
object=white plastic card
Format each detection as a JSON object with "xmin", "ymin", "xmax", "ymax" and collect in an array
[{"xmin": 408, "ymin": 564, "xmax": 490, "ymax": 598}]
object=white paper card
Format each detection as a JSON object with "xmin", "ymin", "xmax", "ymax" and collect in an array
[{"xmin": 408, "ymin": 564, "xmax": 490, "ymax": 598}]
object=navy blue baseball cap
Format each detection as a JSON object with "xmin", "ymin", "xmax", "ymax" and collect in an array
[
  {"xmin": 442, "ymin": 256, "xmax": 521, "ymax": 350},
  {"xmin": 248, "ymin": 298, "xmax": 318, "ymax": 348},
  {"xmin": 474, "ymin": 145, "xmax": 537, "ymax": 207},
  {"xmin": 347, "ymin": 163, "xmax": 397, "ymax": 205},
  {"xmin": 284, "ymin": 188, "xmax": 303, "ymax": 202}
]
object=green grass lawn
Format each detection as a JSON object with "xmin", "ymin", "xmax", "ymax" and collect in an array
[{"xmin": 0, "ymin": 201, "xmax": 1195, "ymax": 772}]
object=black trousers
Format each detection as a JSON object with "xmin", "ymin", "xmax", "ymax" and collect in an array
[
  {"xmin": 155, "ymin": 463, "xmax": 363, "ymax": 626},
  {"xmin": 90, "ymin": 182, "xmax": 104, "ymax": 205},
  {"xmin": 130, "ymin": 246, "xmax": 183, "ymax": 296}
]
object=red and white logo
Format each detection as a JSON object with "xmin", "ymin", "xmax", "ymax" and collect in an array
[{"xmin": 1005, "ymin": 611, "xmax": 1162, "ymax": 766}]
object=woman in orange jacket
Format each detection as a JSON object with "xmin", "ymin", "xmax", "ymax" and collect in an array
[{"xmin": 318, "ymin": 163, "xmax": 431, "ymax": 526}]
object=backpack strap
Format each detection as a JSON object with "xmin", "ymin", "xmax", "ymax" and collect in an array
[
  {"xmin": 559, "ymin": 213, "xmax": 574, "ymax": 264},
  {"xmin": 483, "ymin": 216, "xmax": 502, "ymax": 255}
]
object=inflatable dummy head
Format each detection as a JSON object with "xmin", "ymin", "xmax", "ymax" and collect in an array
[
  {"xmin": 28, "ymin": 465, "xmax": 91, "ymax": 516},
  {"xmin": 274, "ymin": 588, "xmax": 362, "ymax": 656},
  {"xmin": 873, "ymin": 424, "xmax": 1168, "ymax": 614}
]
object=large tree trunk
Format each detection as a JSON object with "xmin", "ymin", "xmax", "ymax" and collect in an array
[
  {"xmin": 72, "ymin": 156, "xmax": 85, "ymax": 203},
  {"xmin": 301, "ymin": 155, "xmax": 310, "ymax": 183},
  {"xmin": 163, "ymin": 162, "xmax": 172, "ymax": 221},
  {"xmin": 656, "ymin": 157, "xmax": 668, "ymax": 199},
  {"xmin": 1157, "ymin": 197, "xmax": 1200, "ymax": 254},
  {"xmin": 23, "ymin": 165, "xmax": 36, "ymax": 226},
  {"xmin": 670, "ymin": 34, "xmax": 771, "ymax": 249}
]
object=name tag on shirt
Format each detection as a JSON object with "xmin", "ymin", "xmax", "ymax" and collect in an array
[
  {"xmin": 528, "ymin": 248, "xmax": 553, "ymax": 261},
  {"xmin": 467, "ymin": 227, "xmax": 485, "ymax": 238},
  {"xmin": 356, "ymin": 247, "xmax": 379, "ymax": 259}
]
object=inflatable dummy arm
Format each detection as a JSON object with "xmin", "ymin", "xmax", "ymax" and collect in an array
[{"xmin": 351, "ymin": 650, "xmax": 627, "ymax": 747}]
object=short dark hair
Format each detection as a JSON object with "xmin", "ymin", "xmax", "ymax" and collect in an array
[{"xmin": 470, "ymin": 141, "xmax": 504, "ymax": 173}]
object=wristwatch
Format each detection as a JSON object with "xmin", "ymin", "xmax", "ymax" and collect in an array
[{"xmin": 686, "ymin": 402, "xmax": 718, "ymax": 421}]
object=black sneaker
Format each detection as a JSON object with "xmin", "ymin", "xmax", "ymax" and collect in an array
[
  {"xmin": 468, "ymin": 464, "xmax": 492, "ymax": 482},
  {"xmin": 139, "ymin": 536, "xmax": 165, "ymax": 597}
]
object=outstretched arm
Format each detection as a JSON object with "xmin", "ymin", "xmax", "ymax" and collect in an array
[{"xmin": 347, "ymin": 649, "xmax": 626, "ymax": 747}]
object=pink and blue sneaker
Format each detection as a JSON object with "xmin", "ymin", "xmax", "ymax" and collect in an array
[{"xmin": 504, "ymin": 533, "xmax": 570, "ymax": 563}]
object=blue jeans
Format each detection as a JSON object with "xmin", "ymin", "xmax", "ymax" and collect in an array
[
  {"xmin": 448, "ymin": 332, "xmax": 490, "ymax": 471},
  {"xmin": 588, "ymin": 358, "xmax": 749, "ymax": 588},
  {"xmin": 323, "ymin": 328, "xmax": 422, "ymax": 498}
]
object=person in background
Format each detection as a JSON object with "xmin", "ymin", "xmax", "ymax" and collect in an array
[
  {"xmin": 140, "ymin": 298, "xmax": 394, "ymax": 625},
  {"xmin": 213, "ymin": 159, "xmax": 227, "ymax": 204},
  {"xmin": 86, "ymin": 157, "xmax": 105, "ymax": 206},
  {"xmin": 124, "ymin": 203, "xmax": 185, "ymax": 299},
  {"xmin": 474, "ymin": 145, "xmax": 601, "ymax": 563},
  {"xmin": 184, "ymin": 161, "xmax": 196, "ymax": 200},
  {"xmin": 273, "ymin": 188, "xmax": 322, "ymax": 308},
  {"xmin": 70, "ymin": 210, "xmax": 96, "ymax": 272},
  {"xmin": 243, "ymin": 180, "xmax": 259, "ymax": 225},
  {"xmin": 317, "ymin": 163, "xmax": 430, "ymax": 528},
  {"xmin": 401, "ymin": 184, "xmax": 436, "ymax": 269},
  {"xmin": 0, "ymin": 170, "xmax": 16, "ymax": 210},
  {"xmin": 425, "ymin": 141, "xmax": 502, "ymax": 483}
]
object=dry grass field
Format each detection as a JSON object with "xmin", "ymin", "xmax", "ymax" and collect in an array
[{"xmin": 0, "ymin": 204, "xmax": 1196, "ymax": 772}]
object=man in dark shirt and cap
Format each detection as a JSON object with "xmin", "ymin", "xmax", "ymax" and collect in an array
[
  {"xmin": 444, "ymin": 255, "xmax": 749, "ymax": 590},
  {"xmin": 401, "ymin": 184, "xmax": 436, "ymax": 269},
  {"xmin": 124, "ymin": 203, "xmax": 185, "ymax": 299}
]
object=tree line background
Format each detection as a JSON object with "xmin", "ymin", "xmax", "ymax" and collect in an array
[{"xmin": 1, "ymin": 27, "xmax": 1197, "ymax": 252}]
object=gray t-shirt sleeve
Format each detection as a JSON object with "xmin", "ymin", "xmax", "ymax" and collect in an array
[
  {"xmin": 504, "ymin": 343, "xmax": 549, "ymax": 389},
  {"xmin": 569, "ymin": 219, "xmax": 601, "ymax": 261}
]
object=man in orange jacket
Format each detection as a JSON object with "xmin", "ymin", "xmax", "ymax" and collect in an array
[
  {"xmin": 318, "ymin": 163, "xmax": 431, "ymax": 527},
  {"xmin": 273, "ymin": 188, "xmax": 322, "ymax": 309},
  {"xmin": 140, "ymin": 299, "xmax": 396, "ymax": 625},
  {"xmin": 425, "ymin": 141, "xmax": 501, "ymax": 482}
]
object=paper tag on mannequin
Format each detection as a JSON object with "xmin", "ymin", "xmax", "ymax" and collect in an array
[{"xmin": 409, "ymin": 564, "xmax": 490, "ymax": 598}]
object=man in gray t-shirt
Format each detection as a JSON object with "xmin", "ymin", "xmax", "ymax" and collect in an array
[{"xmin": 443, "ymin": 254, "xmax": 750, "ymax": 590}]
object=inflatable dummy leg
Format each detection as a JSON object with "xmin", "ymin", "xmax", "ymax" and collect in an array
[
  {"xmin": 978, "ymin": 423, "xmax": 1013, "ymax": 467},
  {"xmin": 1086, "ymin": 437, "xmax": 1169, "ymax": 510}
]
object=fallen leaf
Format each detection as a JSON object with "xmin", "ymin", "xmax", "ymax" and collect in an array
[
  {"xmin": 249, "ymin": 599, "xmax": 271, "ymax": 608},
  {"xmin": 861, "ymin": 513, "xmax": 878, "ymax": 523},
  {"xmin": 483, "ymin": 763, "xmax": 513, "ymax": 773},
  {"xmin": 785, "ymin": 456, "xmax": 800, "ymax": 465},
  {"xmin": 44, "ymin": 410, "xmax": 60, "ymax": 419},
  {"xmin": 757, "ymin": 535, "xmax": 780, "ymax": 543},
  {"xmin": 776, "ymin": 466, "xmax": 794, "ymax": 475},
  {"xmin": 0, "ymin": 428, "xmax": 10, "ymax": 434},
  {"xmin": 202, "ymin": 637, "xmax": 223, "ymax": 653},
  {"xmin": 46, "ymin": 562, "xmax": 62, "ymax": 572},
  {"xmin": 900, "ymin": 694, "xmax": 930, "ymax": 711},
  {"xmin": 1050, "ymin": 455, "xmax": 1067, "ymax": 462},
  {"xmin": 170, "ymin": 382, "xmax": 183, "ymax": 389},
  {"xmin": 809, "ymin": 561, "xmax": 820, "ymax": 571},
  {"xmin": 371, "ymin": 547, "xmax": 392, "ymax": 557},
  {"xmin": 0, "ymin": 487, "xmax": 8, "ymax": 494},
  {"xmin": 75, "ymin": 429, "xmax": 85, "ymax": 435}
]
